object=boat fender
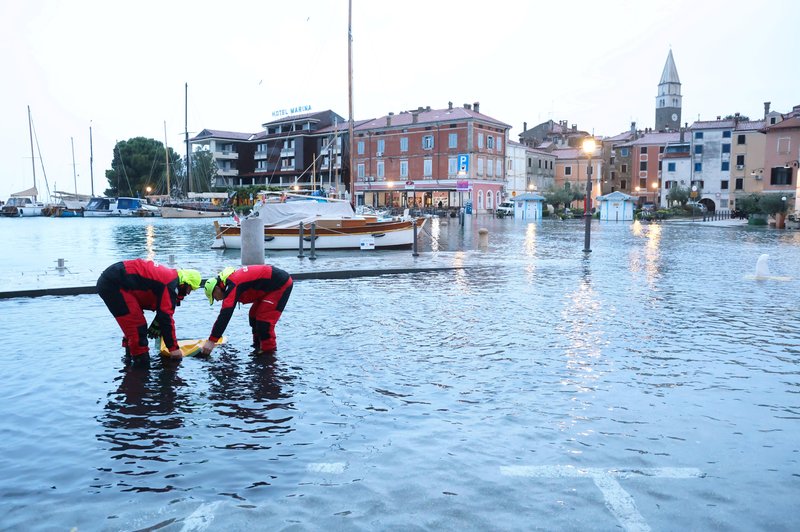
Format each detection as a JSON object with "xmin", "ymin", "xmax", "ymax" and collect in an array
[
  {"xmin": 371, "ymin": 233, "xmax": 386, "ymax": 238},
  {"xmin": 303, "ymin": 235, "xmax": 319, "ymax": 241},
  {"xmin": 264, "ymin": 236, "xmax": 275, "ymax": 242}
]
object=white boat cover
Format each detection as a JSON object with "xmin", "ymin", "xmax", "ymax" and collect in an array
[{"xmin": 251, "ymin": 199, "xmax": 355, "ymax": 227}]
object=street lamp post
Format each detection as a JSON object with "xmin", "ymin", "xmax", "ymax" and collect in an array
[
  {"xmin": 691, "ymin": 185, "xmax": 698, "ymax": 222},
  {"xmin": 582, "ymin": 137, "xmax": 596, "ymax": 253},
  {"xmin": 651, "ymin": 181, "xmax": 659, "ymax": 208}
]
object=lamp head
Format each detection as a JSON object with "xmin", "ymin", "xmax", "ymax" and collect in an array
[{"xmin": 582, "ymin": 137, "xmax": 596, "ymax": 155}]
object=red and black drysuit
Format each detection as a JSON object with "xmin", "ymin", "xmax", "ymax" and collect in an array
[
  {"xmin": 208, "ymin": 265, "xmax": 293, "ymax": 352},
  {"xmin": 96, "ymin": 259, "xmax": 183, "ymax": 357}
]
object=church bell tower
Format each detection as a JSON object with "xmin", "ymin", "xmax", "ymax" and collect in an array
[{"xmin": 655, "ymin": 50, "xmax": 682, "ymax": 131}]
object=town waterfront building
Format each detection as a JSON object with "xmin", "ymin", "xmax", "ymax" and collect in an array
[
  {"xmin": 505, "ymin": 139, "xmax": 528, "ymax": 199},
  {"xmin": 352, "ymin": 102, "xmax": 510, "ymax": 213},
  {"xmin": 761, "ymin": 104, "xmax": 800, "ymax": 211}
]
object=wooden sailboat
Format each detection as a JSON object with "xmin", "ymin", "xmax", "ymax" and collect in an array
[{"xmin": 209, "ymin": 3, "xmax": 424, "ymax": 250}]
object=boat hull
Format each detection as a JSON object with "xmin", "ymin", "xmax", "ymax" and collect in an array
[
  {"xmin": 0, "ymin": 205, "xmax": 45, "ymax": 217},
  {"xmin": 213, "ymin": 218, "xmax": 425, "ymax": 250},
  {"xmin": 161, "ymin": 206, "xmax": 233, "ymax": 218}
]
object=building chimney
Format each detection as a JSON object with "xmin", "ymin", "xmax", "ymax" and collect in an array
[
  {"xmin": 716, "ymin": 116, "xmax": 721, "ymax": 120},
  {"xmin": 572, "ymin": 124, "xmax": 577, "ymax": 132},
  {"xmin": 448, "ymin": 101, "xmax": 453, "ymax": 110},
  {"xmin": 411, "ymin": 111, "xmax": 419, "ymax": 124},
  {"xmin": 473, "ymin": 102, "xmax": 480, "ymax": 113},
  {"xmin": 387, "ymin": 112, "xmax": 393, "ymax": 127},
  {"xmin": 523, "ymin": 122, "xmax": 527, "ymax": 132},
  {"xmin": 464, "ymin": 103, "xmax": 471, "ymax": 110},
  {"xmin": 680, "ymin": 127, "xmax": 684, "ymax": 143},
  {"xmin": 764, "ymin": 101, "xmax": 771, "ymax": 118},
  {"xmin": 630, "ymin": 121, "xmax": 636, "ymax": 135}
]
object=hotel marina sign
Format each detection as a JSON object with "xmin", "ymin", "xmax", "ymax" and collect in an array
[{"xmin": 272, "ymin": 105, "xmax": 312, "ymax": 118}]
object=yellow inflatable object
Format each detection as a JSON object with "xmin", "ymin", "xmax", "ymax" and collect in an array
[{"xmin": 160, "ymin": 337, "xmax": 225, "ymax": 357}]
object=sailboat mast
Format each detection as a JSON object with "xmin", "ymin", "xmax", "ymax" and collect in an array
[
  {"xmin": 164, "ymin": 121, "xmax": 171, "ymax": 196},
  {"xmin": 27, "ymin": 106, "xmax": 37, "ymax": 199},
  {"xmin": 185, "ymin": 82, "xmax": 191, "ymax": 194},
  {"xmin": 71, "ymin": 137, "xmax": 77, "ymax": 194},
  {"xmin": 89, "ymin": 123, "xmax": 95, "ymax": 196},
  {"xmin": 347, "ymin": 0, "xmax": 355, "ymax": 207}
]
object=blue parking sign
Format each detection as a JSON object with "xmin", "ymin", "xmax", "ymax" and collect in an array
[{"xmin": 458, "ymin": 154, "xmax": 469, "ymax": 173}]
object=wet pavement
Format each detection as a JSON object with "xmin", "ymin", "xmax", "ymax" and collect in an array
[{"xmin": 0, "ymin": 215, "xmax": 798, "ymax": 531}]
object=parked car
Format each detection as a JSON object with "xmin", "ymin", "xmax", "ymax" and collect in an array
[
  {"xmin": 496, "ymin": 201, "xmax": 514, "ymax": 218},
  {"xmin": 687, "ymin": 202, "xmax": 707, "ymax": 213}
]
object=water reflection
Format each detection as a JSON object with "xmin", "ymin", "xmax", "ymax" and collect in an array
[
  {"xmin": 205, "ymin": 349, "xmax": 296, "ymax": 450},
  {"xmin": 96, "ymin": 361, "xmax": 191, "ymax": 491},
  {"xmin": 628, "ymin": 221, "xmax": 663, "ymax": 286},
  {"xmin": 145, "ymin": 224, "xmax": 155, "ymax": 261},
  {"xmin": 523, "ymin": 222, "xmax": 538, "ymax": 283}
]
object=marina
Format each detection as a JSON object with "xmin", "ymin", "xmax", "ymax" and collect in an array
[{"xmin": 0, "ymin": 215, "xmax": 799, "ymax": 530}]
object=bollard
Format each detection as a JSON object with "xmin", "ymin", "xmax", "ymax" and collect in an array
[
  {"xmin": 478, "ymin": 227, "xmax": 489, "ymax": 248},
  {"xmin": 412, "ymin": 219, "xmax": 419, "ymax": 257},
  {"xmin": 309, "ymin": 222, "xmax": 317, "ymax": 260},
  {"xmin": 240, "ymin": 217, "xmax": 265, "ymax": 265},
  {"xmin": 55, "ymin": 258, "xmax": 67, "ymax": 270},
  {"xmin": 297, "ymin": 222, "xmax": 305, "ymax": 259}
]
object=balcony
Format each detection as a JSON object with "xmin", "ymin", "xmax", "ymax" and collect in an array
[
  {"xmin": 214, "ymin": 150, "xmax": 239, "ymax": 160},
  {"xmin": 217, "ymin": 168, "xmax": 238, "ymax": 176},
  {"xmin": 280, "ymin": 148, "xmax": 295, "ymax": 157}
]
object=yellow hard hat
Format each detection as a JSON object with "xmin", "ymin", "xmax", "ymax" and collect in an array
[
  {"xmin": 177, "ymin": 269, "xmax": 202, "ymax": 290},
  {"xmin": 204, "ymin": 267, "xmax": 235, "ymax": 305}
]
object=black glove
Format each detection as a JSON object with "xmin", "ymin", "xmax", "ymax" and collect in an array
[{"xmin": 146, "ymin": 320, "xmax": 161, "ymax": 339}]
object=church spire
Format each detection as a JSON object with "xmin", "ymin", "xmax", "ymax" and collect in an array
[{"xmin": 655, "ymin": 49, "xmax": 682, "ymax": 131}]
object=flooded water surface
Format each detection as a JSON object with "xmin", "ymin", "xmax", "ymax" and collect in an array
[{"xmin": 1, "ymin": 216, "xmax": 799, "ymax": 530}]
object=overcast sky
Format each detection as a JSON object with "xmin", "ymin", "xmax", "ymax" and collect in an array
[{"xmin": 1, "ymin": 0, "xmax": 797, "ymax": 200}]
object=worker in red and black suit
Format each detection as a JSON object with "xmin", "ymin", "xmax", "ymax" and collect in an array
[
  {"xmin": 200, "ymin": 265, "xmax": 293, "ymax": 356},
  {"xmin": 97, "ymin": 259, "xmax": 202, "ymax": 367}
]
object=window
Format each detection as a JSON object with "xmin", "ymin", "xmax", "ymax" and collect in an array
[
  {"xmin": 640, "ymin": 146, "xmax": 647, "ymax": 154},
  {"xmin": 496, "ymin": 159, "xmax": 502, "ymax": 176},
  {"xmin": 537, "ymin": 159, "xmax": 541, "ymax": 168},
  {"xmin": 377, "ymin": 139, "xmax": 385, "ymax": 154},
  {"xmin": 487, "ymin": 158, "xmax": 493, "ymax": 177},
  {"xmin": 667, "ymin": 162, "xmax": 676, "ymax": 172},
  {"xmin": 721, "ymin": 180, "xmax": 729, "ymax": 190},
  {"xmin": 695, "ymin": 163, "xmax": 702, "ymax": 172},
  {"xmin": 487, "ymin": 136, "xmax": 494, "ymax": 150},
  {"xmin": 400, "ymin": 137, "xmax": 408, "ymax": 152},
  {"xmin": 770, "ymin": 167, "xmax": 792, "ymax": 186},
  {"xmin": 621, "ymin": 180, "xmax": 627, "ymax": 189},
  {"xmin": 400, "ymin": 160, "xmax": 409, "ymax": 178},
  {"xmin": 639, "ymin": 178, "xmax": 647, "ymax": 189},
  {"xmin": 659, "ymin": 146, "xmax": 665, "ymax": 153},
  {"xmin": 565, "ymin": 166, "xmax": 572, "ymax": 176},
  {"xmin": 721, "ymin": 161, "xmax": 730, "ymax": 171},
  {"xmin": 478, "ymin": 133, "xmax": 484, "ymax": 149},
  {"xmin": 497, "ymin": 138, "xmax": 503, "ymax": 152},
  {"xmin": 477, "ymin": 158, "xmax": 484, "ymax": 175},
  {"xmin": 357, "ymin": 163, "xmax": 365, "ymax": 178},
  {"xmin": 377, "ymin": 161, "xmax": 385, "ymax": 178},
  {"xmin": 735, "ymin": 178, "xmax": 743, "ymax": 190},
  {"xmin": 658, "ymin": 161, "xmax": 662, "ymax": 171},
  {"xmin": 722, "ymin": 144, "xmax": 731, "ymax": 154},
  {"xmin": 448, "ymin": 157, "xmax": 457, "ymax": 175},
  {"xmin": 736, "ymin": 155, "xmax": 745, "ymax": 166},
  {"xmin": 737, "ymin": 134, "xmax": 746, "ymax": 145},
  {"xmin": 694, "ymin": 131, "xmax": 703, "ymax": 140},
  {"xmin": 694, "ymin": 145, "xmax": 703, "ymax": 154},
  {"xmin": 620, "ymin": 148, "xmax": 629, "ymax": 157},
  {"xmin": 448, "ymin": 133, "xmax": 457, "ymax": 149},
  {"xmin": 423, "ymin": 158, "xmax": 432, "ymax": 177},
  {"xmin": 723, "ymin": 131, "xmax": 731, "ymax": 138},
  {"xmin": 358, "ymin": 141, "xmax": 365, "ymax": 155},
  {"xmin": 422, "ymin": 135, "xmax": 434, "ymax": 150},
  {"xmin": 639, "ymin": 161, "xmax": 647, "ymax": 171}
]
